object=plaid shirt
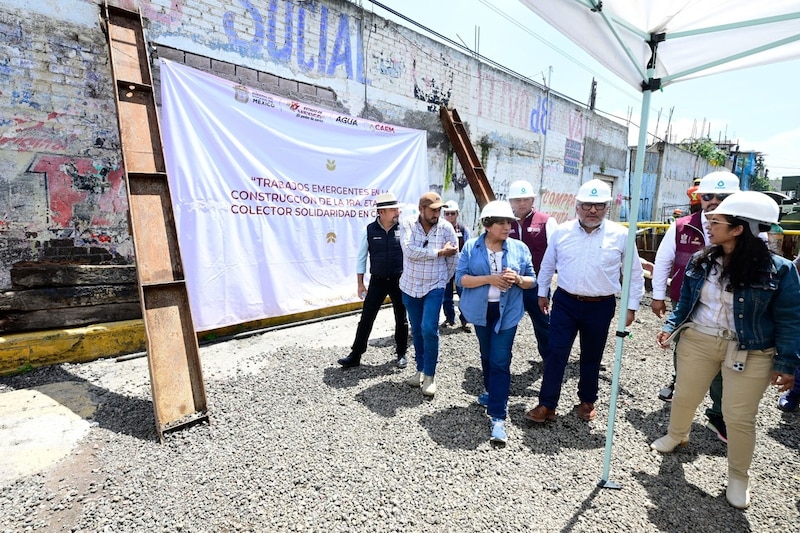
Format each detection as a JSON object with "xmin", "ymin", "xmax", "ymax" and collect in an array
[{"xmin": 399, "ymin": 216, "xmax": 458, "ymax": 297}]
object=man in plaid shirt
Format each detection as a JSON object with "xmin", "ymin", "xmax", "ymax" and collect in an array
[{"xmin": 400, "ymin": 192, "xmax": 458, "ymax": 397}]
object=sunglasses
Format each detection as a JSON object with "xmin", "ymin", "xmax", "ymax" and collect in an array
[
  {"xmin": 701, "ymin": 193, "xmax": 730, "ymax": 202},
  {"xmin": 579, "ymin": 202, "xmax": 608, "ymax": 211},
  {"xmin": 422, "ymin": 239, "xmax": 429, "ymax": 248}
]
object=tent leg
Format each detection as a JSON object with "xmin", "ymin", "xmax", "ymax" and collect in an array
[{"xmin": 598, "ymin": 82, "xmax": 653, "ymax": 488}]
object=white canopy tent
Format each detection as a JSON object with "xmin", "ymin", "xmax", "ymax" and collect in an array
[{"xmin": 518, "ymin": 0, "xmax": 800, "ymax": 488}]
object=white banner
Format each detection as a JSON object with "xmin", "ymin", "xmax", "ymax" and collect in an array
[{"xmin": 159, "ymin": 60, "xmax": 428, "ymax": 331}]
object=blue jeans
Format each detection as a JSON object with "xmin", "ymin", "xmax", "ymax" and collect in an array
[
  {"xmin": 442, "ymin": 275, "xmax": 467, "ymax": 325},
  {"xmin": 523, "ymin": 284, "xmax": 550, "ymax": 360},
  {"xmin": 402, "ymin": 288, "xmax": 445, "ymax": 376},
  {"xmin": 474, "ymin": 302, "xmax": 517, "ymax": 420},
  {"xmin": 538, "ymin": 289, "xmax": 616, "ymax": 409}
]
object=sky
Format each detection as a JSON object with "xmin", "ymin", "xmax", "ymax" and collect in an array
[{"xmin": 363, "ymin": 0, "xmax": 800, "ymax": 183}]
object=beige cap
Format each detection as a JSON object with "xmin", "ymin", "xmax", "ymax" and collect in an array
[{"xmin": 419, "ymin": 191, "xmax": 445, "ymax": 209}]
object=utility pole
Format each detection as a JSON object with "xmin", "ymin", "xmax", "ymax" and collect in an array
[{"xmin": 538, "ymin": 66, "xmax": 552, "ymax": 210}]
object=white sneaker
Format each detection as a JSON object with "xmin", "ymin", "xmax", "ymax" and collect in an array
[
  {"xmin": 406, "ymin": 371, "xmax": 423, "ymax": 387},
  {"xmin": 421, "ymin": 374, "xmax": 437, "ymax": 396}
]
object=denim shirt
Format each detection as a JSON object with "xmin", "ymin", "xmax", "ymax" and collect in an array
[
  {"xmin": 664, "ymin": 251, "xmax": 800, "ymax": 374},
  {"xmin": 456, "ymin": 234, "xmax": 535, "ymax": 333}
]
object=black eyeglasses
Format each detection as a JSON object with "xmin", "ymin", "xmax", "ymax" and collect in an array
[
  {"xmin": 701, "ymin": 193, "xmax": 730, "ymax": 202},
  {"xmin": 579, "ymin": 202, "xmax": 608, "ymax": 211},
  {"xmin": 490, "ymin": 253, "xmax": 500, "ymax": 272}
]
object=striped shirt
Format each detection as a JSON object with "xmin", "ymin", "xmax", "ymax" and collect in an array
[
  {"xmin": 537, "ymin": 218, "xmax": 644, "ymax": 310},
  {"xmin": 399, "ymin": 215, "xmax": 458, "ymax": 297}
]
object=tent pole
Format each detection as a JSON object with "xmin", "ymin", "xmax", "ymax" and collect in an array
[{"xmin": 598, "ymin": 75, "xmax": 652, "ymax": 490}]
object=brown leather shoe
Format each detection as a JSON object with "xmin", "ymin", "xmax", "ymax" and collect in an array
[
  {"xmin": 576, "ymin": 402, "xmax": 596, "ymax": 421},
  {"xmin": 525, "ymin": 405, "xmax": 556, "ymax": 423}
]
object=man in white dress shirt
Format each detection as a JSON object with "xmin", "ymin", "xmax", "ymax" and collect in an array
[{"xmin": 525, "ymin": 179, "xmax": 644, "ymax": 423}]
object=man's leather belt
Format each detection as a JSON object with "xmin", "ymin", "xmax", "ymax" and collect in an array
[{"xmin": 559, "ymin": 288, "xmax": 614, "ymax": 302}]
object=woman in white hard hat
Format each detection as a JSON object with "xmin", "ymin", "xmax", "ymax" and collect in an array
[
  {"xmin": 653, "ymin": 191, "xmax": 800, "ymax": 509},
  {"xmin": 456, "ymin": 201, "xmax": 535, "ymax": 444}
]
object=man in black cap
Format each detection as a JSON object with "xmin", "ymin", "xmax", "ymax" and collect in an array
[{"xmin": 338, "ymin": 192, "xmax": 409, "ymax": 368}]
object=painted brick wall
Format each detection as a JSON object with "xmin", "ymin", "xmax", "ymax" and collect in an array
[
  {"xmin": 0, "ymin": 0, "xmax": 638, "ymax": 291},
  {"xmin": 0, "ymin": 1, "xmax": 132, "ymax": 289}
]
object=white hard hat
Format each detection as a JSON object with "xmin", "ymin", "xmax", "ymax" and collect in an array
[
  {"xmin": 706, "ymin": 191, "xmax": 779, "ymax": 234},
  {"xmin": 696, "ymin": 171, "xmax": 741, "ymax": 194},
  {"xmin": 443, "ymin": 200, "xmax": 459, "ymax": 212},
  {"xmin": 576, "ymin": 179, "xmax": 612, "ymax": 203},
  {"xmin": 507, "ymin": 180, "xmax": 536, "ymax": 199},
  {"xmin": 480, "ymin": 201, "xmax": 516, "ymax": 221}
]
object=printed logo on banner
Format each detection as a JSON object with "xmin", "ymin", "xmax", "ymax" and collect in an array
[
  {"xmin": 335, "ymin": 116, "xmax": 358, "ymax": 126},
  {"xmin": 370, "ymin": 123, "xmax": 396, "ymax": 134},
  {"xmin": 326, "ymin": 159, "xmax": 336, "ymax": 171},
  {"xmin": 251, "ymin": 93, "xmax": 276, "ymax": 108},
  {"xmin": 234, "ymin": 85, "xmax": 249, "ymax": 103},
  {"xmin": 326, "ymin": 232, "xmax": 337, "ymax": 243},
  {"xmin": 289, "ymin": 102, "xmax": 324, "ymax": 122}
]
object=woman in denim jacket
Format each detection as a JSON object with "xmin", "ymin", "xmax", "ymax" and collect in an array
[
  {"xmin": 652, "ymin": 191, "xmax": 800, "ymax": 510},
  {"xmin": 456, "ymin": 201, "xmax": 535, "ymax": 445}
]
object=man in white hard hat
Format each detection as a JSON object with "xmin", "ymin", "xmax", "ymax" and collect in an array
[
  {"xmin": 525, "ymin": 179, "xmax": 644, "ymax": 423},
  {"xmin": 338, "ymin": 192, "xmax": 409, "ymax": 369},
  {"xmin": 440, "ymin": 200, "xmax": 471, "ymax": 332},
  {"xmin": 400, "ymin": 191, "xmax": 459, "ymax": 396},
  {"xmin": 651, "ymin": 170, "xmax": 741, "ymax": 443},
  {"xmin": 507, "ymin": 180, "xmax": 557, "ymax": 361}
]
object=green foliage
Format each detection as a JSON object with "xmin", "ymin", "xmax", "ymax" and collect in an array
[
  {"xmin": 749, "ymin": 155, "xmax": 772, "ymax": 191},
  {"xmin": 681, "ymin": 137, "xmax": 727, "ymax": 167},
  {"xmin": 8, "ymin": 363, "xmax": 35, "ymax": 376}
]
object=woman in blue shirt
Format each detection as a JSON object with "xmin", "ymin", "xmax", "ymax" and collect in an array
[
  {"xmin": 652, "ymin": 191, "xmax": 800, "ymax": 509},
  {"xmin": 456, "ymin": 201, "xmax": 535, "ymax": 444}
]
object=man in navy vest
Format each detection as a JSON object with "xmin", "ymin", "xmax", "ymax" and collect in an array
[
  {"xmin": 507, "ymin": 180, "xmax": 557, "ymax": 361},
  {"xmin": 651, "ymin": 170, "xmax": 741, "ymax": 443},
  {"xmin": 338, "ymin": 192, "xmax": 409, "ymax": 369},
  {"xmin": 440, "ymin": 200, "xmax": 471, "ymax": 332}
]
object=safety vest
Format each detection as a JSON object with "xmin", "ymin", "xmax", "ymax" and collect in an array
[
  {"xmin": 671, "ymin": 211, "xmax": 706, "ymax": 301},
  {"xmin": 509, "ymin": 210, "xmax": 550, "ymax": 274}
]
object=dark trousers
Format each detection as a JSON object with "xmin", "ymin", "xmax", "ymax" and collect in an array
[
  {"xmin": 538, "ymin": 289, "xmax": 616, "ymax": 409},
  {"xmin": 523, "ymin": 284, "xmax": 550, "ymax": 360},
  {"xmin": 350, "ymin": 276, "xmax": 408, "ymax": 357},
  {"xmin": 442, "ymin": 275, "xmax": 467, "ymax": 325}
]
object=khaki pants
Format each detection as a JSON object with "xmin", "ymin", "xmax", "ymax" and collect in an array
[{"xmin": 668, "ymin": 328, "xmax": 774, "ymax": 480}]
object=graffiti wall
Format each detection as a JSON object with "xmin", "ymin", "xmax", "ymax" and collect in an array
[
  {"xmin": 0, "ymin": 0, "xmax": 632, "ymax": 290},
  {"xmin": 0, "ymin": 0, "xmax": 131, "ymax": 288}
]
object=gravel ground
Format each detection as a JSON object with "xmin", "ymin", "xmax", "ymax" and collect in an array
[{"xmin": 1, "ymin": 293, "xmax": 798, "ymax": 532}]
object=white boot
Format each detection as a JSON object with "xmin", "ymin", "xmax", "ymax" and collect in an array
[
  {"xmin": 650, "ymin": 434, "xmax": 689, "ymax": 453},
  {"xmin": 421, "ymin": 374, "xmax": 437, "ymax": 396},
  {"xmin": 726, "ymin": 475, "xmax": 751, "ymax": 509},
  {"xmin": 406, "ymin": 371, "xmax": 423, "ymax": 387}
]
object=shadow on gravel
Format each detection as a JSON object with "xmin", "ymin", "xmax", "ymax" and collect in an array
[
  {"xmin": 418, "ymin": 405, "xmax": 486, "ymax": 450},
  {"xmin": 322, "ymin": 359, "xmax": 399, "ymax": 389},
  {"xmin": 625, "ymin": 407, "xmax": 727, "ymax": 457},
  {"xmin": 767, "ymin": 415, "xmax": 800, "ymax": 450},
  {"xmin": 513, "ymin": 403, "xmax": 605, "ymax": 454},
  {"xmin": 353, "ymin": 380, "xmax": 425, "ymax": 417},
  {"xmin": 558, "ymin": 485, "xmax": 602, "ymax": 533},
  {"xmin": 632, "ymin": 460, "xmax": 751, "ymax": 532},
  {"xmin": 0, "ymin": 366, "xmax": 158, "ymax": 441}
]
